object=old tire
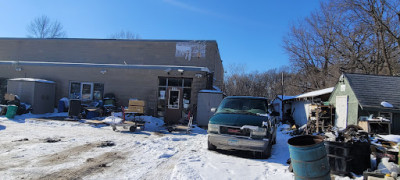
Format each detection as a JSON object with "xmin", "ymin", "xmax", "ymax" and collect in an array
[
  {"xmin": 258, "ymin": 143, "xmax": 272, "ymax": 159},
  {"xmin": 207, "ymin": 140, "xmax": 217, "ymax": 151},
  {"xmin": 272, "ymin": 135, "xmax": 276, "ymax": 145},
  {"xmin": 129, "ymin": 126, "xmax": 137, "ymax": 132}
]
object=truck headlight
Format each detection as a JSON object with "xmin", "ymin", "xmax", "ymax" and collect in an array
[
  {"xmin": 208, "ymin": 124, "xmax": 219, "ymax": 133},
  {"xmin": 251, "ymin": 127, "xmax": 267, "ymax": 138}
]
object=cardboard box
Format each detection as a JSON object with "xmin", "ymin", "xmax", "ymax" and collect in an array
[
  {"xmin": 126, "ymin": 106, "xmax": 144, "ymax": 113},
  {"xmin": 4, "ymin": 93, "xmax": 15, "ymax": 101},
  {"xmin": 129, "ymin": 99, "xmax": 145, "ymax": 107}
]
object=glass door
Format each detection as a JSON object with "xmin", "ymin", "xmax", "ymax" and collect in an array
[{"xmin": 81, "ymin": 82, "xmax": 93, "ymax": 100}]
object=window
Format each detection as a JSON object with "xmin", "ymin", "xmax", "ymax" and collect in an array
[
  {"xmin": 168, "ymin": 90, "xmax": 180, "ymax": 109},
  {"xmin": 216, "ymin": 98, "xmax": 268, "ymax": 114},
  {"xmin": 183, "ymin": 78, "xmax": 192, "ymax": 87},
  {"xmin": 69, "ymin": 82, "xmax": 104, "ymax": 101},
  {"xmin": 93, "ymin": 83, "xmax": 104, "ymax": 100},
  {"xmin": 69, "ymin": 82, "xmax": 81, "ymax": 99},
  {"xmin": 81, "ymin": 83, "xmax": 93, "ymax": 100},
  {"xmin": 168, "ymin": 78, "xmax": 181, "ymax": 86}
]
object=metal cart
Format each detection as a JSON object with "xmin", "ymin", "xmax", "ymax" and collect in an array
[{"xmin": 110, "ymin": 106, "xmax": 145, "ymax": 132}]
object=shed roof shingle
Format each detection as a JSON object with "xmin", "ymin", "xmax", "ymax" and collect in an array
[{"xmin": 344, "ymin": 73, "xmax": 400, "ymax": 109}]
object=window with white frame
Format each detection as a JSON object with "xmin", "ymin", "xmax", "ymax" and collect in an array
[{"xmin": 69, "ymin": 82, "xmax": 104, "ymax": 101}]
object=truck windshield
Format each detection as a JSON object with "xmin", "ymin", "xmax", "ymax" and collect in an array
[{"xmin": 216, "ymin": 98, "xmax": 268, "ymax": 115}]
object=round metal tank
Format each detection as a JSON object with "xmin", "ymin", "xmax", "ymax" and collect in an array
[{"xmin": 288, "ymin": 135, "xmax": 331, "ymax": 180}]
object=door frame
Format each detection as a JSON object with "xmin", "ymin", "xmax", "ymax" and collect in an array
[{"xmin": 165, "ymin": 86, "xmax": 183, "ymax": 124}]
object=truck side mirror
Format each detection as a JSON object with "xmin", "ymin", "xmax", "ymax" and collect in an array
[{"xmin": 211, "ymin": 108, "xmax": 216, "ymax": 113}]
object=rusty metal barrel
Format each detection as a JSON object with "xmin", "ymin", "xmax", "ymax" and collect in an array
[{"xmin": 288, "ymin": 135, "xmax": 331, "ymax": 180}]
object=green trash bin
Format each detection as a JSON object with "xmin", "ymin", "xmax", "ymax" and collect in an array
[{"xmin": 6, "ymin": 105, "xmax": 18, "ymax": 119}]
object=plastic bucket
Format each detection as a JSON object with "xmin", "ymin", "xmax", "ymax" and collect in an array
[
  {"xmin": 6, "ymin": 105, "xmax": 18, "ymax": 119},
  {"xmin": 288, "ymin": 135, "xmax": 331, "ymax": 180},
  {"xmin": 58, "ymin": 100, "xmax": 65, "ymax": 113}
]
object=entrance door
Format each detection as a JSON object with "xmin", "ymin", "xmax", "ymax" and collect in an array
[
  {"xmin": 336, "ymin": 96, "xmax": 348, "ymax": 128},
  {"xmin": 81, "ymin": 83, "xmax": 93, "ymax": 101},
  {"xmin": 165, "ymin": 87, "xmax": 182, "ymax": 124}
]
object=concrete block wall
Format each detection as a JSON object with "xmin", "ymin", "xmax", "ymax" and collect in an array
[{"xmin": 0, "ymin": 64, "xmax": 208, "ymax": 116}]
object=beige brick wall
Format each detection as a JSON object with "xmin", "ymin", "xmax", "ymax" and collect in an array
[
  {"xmin": 0, "ymin": 64, "xmax": 208, "ymax": 116},
  {"xmin": 0, "ymin": 38, "xmax": 223, "ymax": 116},
  {"xmin": 0, "ymin": 38, "xmax": 223, "ymax": 88}
]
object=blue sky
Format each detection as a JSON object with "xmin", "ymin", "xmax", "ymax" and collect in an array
[{"xmin": 0, "ymin": 0, "xmax": 321, "ymax": 72}]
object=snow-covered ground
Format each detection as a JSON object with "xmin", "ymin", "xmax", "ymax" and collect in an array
[{"xmin": 0, "ymin": 114, "xmax": 356, "ymax": 180}]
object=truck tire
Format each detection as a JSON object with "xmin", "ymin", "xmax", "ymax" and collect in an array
[
  {"xmin": 129, "ymin": 126, "xmax": 137, "ymax": 132},
  {"xmin": 272, "ymin": 135, "xmax": 276, "ymax": 145},
  {"xmin": 207, "ymin": 140, "xmax": 217, "ymax": 151},
  {"xmin": 258, "ymin": 142, "xmax": 272, "ymax": 159}
]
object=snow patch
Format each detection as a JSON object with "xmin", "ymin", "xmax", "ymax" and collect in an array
[
  {"xmin": 381, "ymin": 101, "xmax": 394, "ymax": 108},
  {"xmin": 379, "ymin": 134, "xmax": 400, "ymax": 143},
  {"xmin": 9, "ymin": 78, "xmax": 55, "ymax": 84}
]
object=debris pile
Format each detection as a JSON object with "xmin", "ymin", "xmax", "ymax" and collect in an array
[
  {"xmin": 44, "ymin": 137, "xmax": 61, "ymax": 143},
  {"xmin": 97, "ymin": 141, "xmax": 115, "ymax": 148}
]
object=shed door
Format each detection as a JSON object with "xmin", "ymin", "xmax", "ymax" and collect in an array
[{"xmin": 336, "ymin": 96, "xmax": 348, "ymax": 128}]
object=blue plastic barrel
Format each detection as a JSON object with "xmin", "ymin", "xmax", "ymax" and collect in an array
[
  {"xmin": 58, "ymin": 100, "xmax": 65, "ymax": 113},
  {"xmin": 288, "ymin": 135, "xmax": 331, "ymax": 180}
]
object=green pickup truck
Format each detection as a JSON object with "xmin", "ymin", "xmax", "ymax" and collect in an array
[{"xmin": 207, "ymin": 96, "xmax": 278, "ymax": 158}]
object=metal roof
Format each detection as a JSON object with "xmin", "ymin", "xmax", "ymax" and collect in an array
[{"xmin": 295, "ymin": 87, "xmax": 334, "ymax": 99}]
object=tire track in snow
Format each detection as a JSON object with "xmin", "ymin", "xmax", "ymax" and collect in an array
[
  {"xmin": 38, "ymin": 142, "xmax": 98, "ymax": 166},
  {"xmin": 137, "ymin": 136, "xmax": 194, "ymax": 180},
  {"xmin": 38, "ymin": 151, "xmax": 127, "ymax": 180}
]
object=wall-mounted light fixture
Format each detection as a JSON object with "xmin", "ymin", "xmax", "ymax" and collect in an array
[
  {"xmin": 15, "ymin": 67, "xmax": 22, "ymax": 71},
  {"xmin": 164, "ymin": 68, "xmax": 172, "ymax": 75},
  {"xmin": 195, "ymin": 73, "xmax": 202, "ymax": 78},
  {"xmin": 100, "ymin": 69, "xmax": 107, "ymax": 74},
  {"xmin": 178, "ymin": 69, "xmax": 184, "ymax": 75}
]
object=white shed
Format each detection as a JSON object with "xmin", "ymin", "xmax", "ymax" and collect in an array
[
  {"xmin": 288, "ymin": 87, "xmax": 334, "ymax": 126},
  {"xmin": 271, "ymin": 95, "xmax": 295, "ymax": 121},
  {"xmin": 196, "ymin": 89, "xmax": 223, "ymax": 127}
]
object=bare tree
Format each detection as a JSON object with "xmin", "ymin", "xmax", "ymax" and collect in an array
[
  {"xmin": 283, "ymin": 0, "xmax": 400, "ymax": 93},
  {"xmin": 27, "ymin": 15, "xmax": 66, "ymax": 38},
  {"xmin": 109, "ymin": 30, "xmax": 140, "ymax": 39},
  {"xmin": 223, "ymin": 64, "xmax": 302, "ymax": 99}
]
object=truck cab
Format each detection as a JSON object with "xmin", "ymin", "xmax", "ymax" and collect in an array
[{"xmin": 207, "ymin": 96, "xmax": 277, "ymax": 158}]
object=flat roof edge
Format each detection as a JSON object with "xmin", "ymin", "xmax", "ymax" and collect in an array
[
  {"xmin": 0, "ymin": 60, "xmax": 210, "ymax": 72},
  {"xmin": 0, "ymin": 37, "xmax": 218, "ymax": 43}
]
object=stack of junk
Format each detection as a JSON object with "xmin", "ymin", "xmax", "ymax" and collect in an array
[
  {"xmin": 0, "ymin": 93, "xmax": 33, "ymax": 119},
  {"xmin": 323, "ymin": 125, "xmax": 371, "ymax": 176},
  {"xmin": 288, "ymin": 124, "xmax": 400, "ymax": 179}
]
